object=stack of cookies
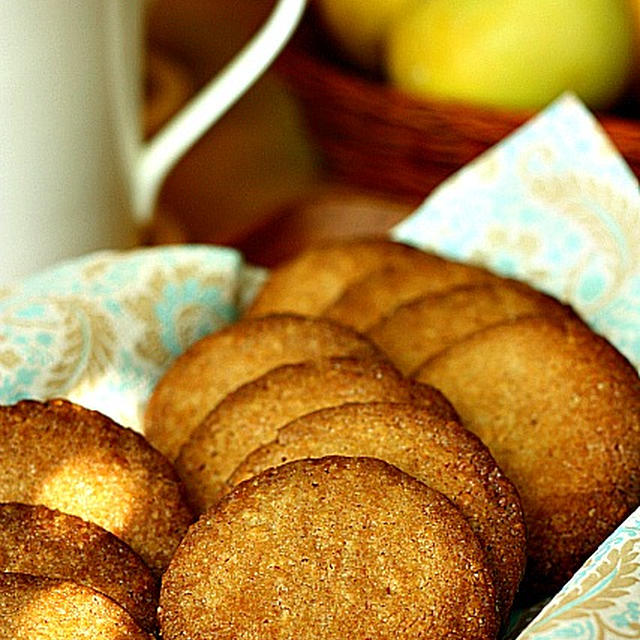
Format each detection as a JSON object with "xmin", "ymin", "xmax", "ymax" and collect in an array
[
  {"xmin": 151, "ymin": 238, "xmax": 640, "ymax": 638},
  {"xmin": 154, "ymin": 238, "xmax": 640, "ymax": 639},
  {"xmin": 0, "ymin": 399, "xmax": 194, "ymax": 638},
  {"xmin": 2, "ymin": 237, "xmax": 639, "ymax": 639}
]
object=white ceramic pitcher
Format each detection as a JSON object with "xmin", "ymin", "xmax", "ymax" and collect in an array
[{"xmin": 0, "ymin": 0, "xmax": 306, "ymax": 285}]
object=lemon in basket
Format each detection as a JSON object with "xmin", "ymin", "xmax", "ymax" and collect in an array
[
  {"xmin": 316, "ymin": 0, "xmax": 416, "ymax": 72},
  {"xmin": 385, "ymin": 0, "xmax": 636, "ymax": 110}
]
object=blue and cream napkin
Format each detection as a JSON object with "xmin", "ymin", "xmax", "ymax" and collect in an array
[{"xmin": 0, "ymin": 245, "xmax": 265, "ymax": 430}]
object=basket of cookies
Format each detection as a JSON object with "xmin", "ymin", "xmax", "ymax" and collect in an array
[
  {"xmin": 275, "ymin": 0, "xmax": 640, "ymax": 200},
  {"xmin": 1, "ymin": 97, "xmax": 639, "ymax": 637}
]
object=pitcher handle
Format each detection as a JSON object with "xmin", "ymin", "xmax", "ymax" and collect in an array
[{"xmin": 108, "ymin": 0, "xmax": 308, "ymax": 224}]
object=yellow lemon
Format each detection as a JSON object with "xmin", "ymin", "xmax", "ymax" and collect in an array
[
  {"xmin": 385, "ymin": 0, "xmax": 636, "ymax": 110},
  {"xmin": 317, "ymin": 0, "xmax": 417, "ymax": 72}
]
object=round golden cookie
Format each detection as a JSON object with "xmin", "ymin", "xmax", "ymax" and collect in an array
[
  {"xmin": 323, "ymin": 256, "xmax": 501, "ymax": 332},
  {"xmin": 0, "ymin": 502, "xmax": 158, "ymax": 633},
  {"xmin": 176, "ymin": 356, "xmax": 458, "ymax": 512},
  {"xmin": 145, "ymin": 313, "xmax": 387, "ymax": 461},
  {"xmin": 368, "ymin": 280, "xmax": 576, "ymax": 374},
  {"xmin": 229, "ymin": 402, "xmax": 525, "ymax": 623},
  {"xmin": 244, "ymin": 236, "xmax": 461, "ymax": 318},
  {"xmin": 0, "ymin": 572, "xmax": 153, "ymax": 639},
  {"xmin": 0, "ymin": 399, "xmax": 193, "ymax": 575},
  {"xmin": 159, "ymin": 456, "xmax": 499, "ymax": 640},
  {"xmin": 414, "ymin": 315, "xmax": 640, "ymax": 597}
]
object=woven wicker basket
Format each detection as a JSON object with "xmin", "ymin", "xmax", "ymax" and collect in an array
[{"xmin": 276, "ymin": 11, "xmax": 640, "ymax": 201}]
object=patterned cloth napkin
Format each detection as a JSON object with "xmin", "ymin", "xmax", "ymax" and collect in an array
[
  {"xmin": 0, "ymin": 93, "xmax": 638, "ymax": 639},
  {"xmin": 0, "ymin": 245, "xmax": 266, "ymax": 430}
]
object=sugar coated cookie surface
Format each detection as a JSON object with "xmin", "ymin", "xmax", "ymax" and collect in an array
[
  {"xmin": 145, "ymin": 313, "xmax": 387, "ymax": 461},
  {"xmin": 245, "ymin": 237, "xmax": 457, "ymax": 318},
  {"xmin": 0, "ymin": 399, "xmax": 193, "ymax": 574},
  {"xmin": 176, "ymin": 356, "xmax": 457, "ymax": 512},
  {"xmin": 369, "ymin": 280, "xmax": 575, "ymax": 374},
  {"xmin": 415, "ymin": 315, "xmax": 640, "ymax": 596},
  {"xmin": 160, "ymin": 456, "xmax": 499, "ymax": 640},
  {"xmin": 228, "ymin": 402, "xmax": 525, "ymax": 622},
  {"xmin": 0, "ymin": 573, "xmax": 153, "ymax": 639},
  {"xmin": 0, "ymin": 502, "xmax": 158, "ymax": 633},
  {"xmin": 324, "ymin": 258, "xmax": 500, "ymax": 331}
]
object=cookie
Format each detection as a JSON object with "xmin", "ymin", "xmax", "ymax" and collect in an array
[
  {"xmin": 323, "ymin": 256, "xmax": 500, "ymax": 332},
  {"xmin": 145, "ymin": 313, "xmax": 387, "ymax": 461},
  {"xmin": 159, "ymin": 456, "xmax": 499, "ymax": 640},
  {"xmin": 414, "ymin": 315, "xmax": 640, "ymax": 597},
  {"xmin": 0, "ymin": 399, "xmax": 193, "ymax": 575},
  {"xmin": 244, "ymin": 237, "xmax": 458, "ymax": 318},
  {"xmin": 368, "ymin": 281, "xmax": 575, "ymax": 374},
  {"xmin": 176, "ymin": 357, "xmax": 458, "ymax": 512},
  {"xmin": 0, "ymin": 502, "xmax": 158, "ymax": 633},
  {"xmin": 229, "ymin": 402, "xmax": 525, "ymax": 622},
  {"xmin": 0, "ymin": 572, "xmax": 152, "ymax": 639}
]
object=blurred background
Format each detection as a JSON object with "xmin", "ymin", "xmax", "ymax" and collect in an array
[
  {"xmin": 145, "ymin": 0, "xmax": 423, "ymax": 266},
  {"xmin": 145, "ymin": 0, "xmax": 640, "ymax": 266}
]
